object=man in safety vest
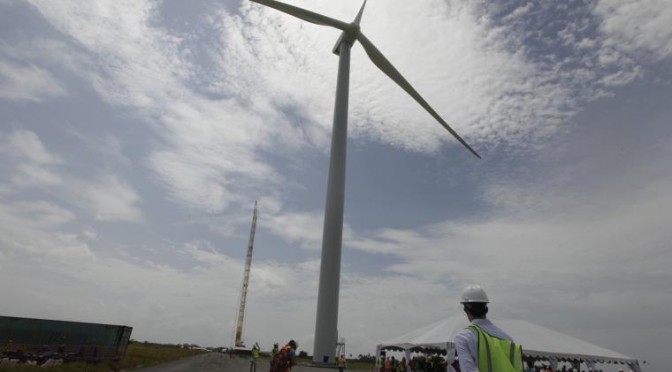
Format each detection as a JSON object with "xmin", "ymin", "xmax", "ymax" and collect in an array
[
  {"xmin": 453, "ymin": 285, "xmax": 524, "ymax": 372},
  {"xmin": 251, "ymin": 343, "xmax": 261, "ymax": 372}
]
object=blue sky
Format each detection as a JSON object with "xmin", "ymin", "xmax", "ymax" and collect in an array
[{"xmin": 1, "ymin": 0, "xmax": 671, "ymax": 370}]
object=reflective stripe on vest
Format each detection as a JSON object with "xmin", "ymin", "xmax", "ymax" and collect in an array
[{"xmin": 467, "ymin": 325, "xmax": 524, "ymax": 372}]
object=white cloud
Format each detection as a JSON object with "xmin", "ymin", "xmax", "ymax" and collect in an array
[
  {"xmin": 260, "ymin": 207, "xmax": 365, "ymax": 253},
  {"xmin": 222, "ymin": 0, "xmax": 544, "ymax": 152},
  {"xmin": 0, "ymin": 60, "xmax": 66, "ymax": 102},
  {"xmin": 0, "ymin": 129, "xmax": 63, "ymax": 187},
  {"xmin": 0, "ymin": 129, "xmax": 62, "ymax": 165},
  {"xmin": 0, "ymin": 197, "xmax": 89, "ymax": 259},
  {"xmin": 0, "ymin": 2, "xmax": 516, "ymax": 216},
  {"xmin": 19, "ymin": 0, "xmax": 664, "ymax": 218},
  {"xmin": 0, "ymin": 38, "xmax": 90, "ymax": 74},
  {"xmin": 11, "ymin": 162, "xmax": 63, "ymax": 187},
  {"xmin": 225, "ymin": 0, "xmax": 652, "ymax": 155},
  {"xmin": 182, "ymin": 241, "xmax": 233, "ymax": 266},
  {"xmin": 65, "ymin": 131, "xmax": 131, "ymax": 167},
  {"xmin": 11, "ymin": 200, "xmax": 76, "ymax": 227},
  {"xmin": 350, "ymin": 155, "xmax": 672, "ymax": 289},
  {"xmin": 82, "ymin": 228, "xmax": 98, "ymax": 240},
  {"xmin": 25, "ymin": 0, "xmax": 292, "ymax": 214},
  {"xmin": 78, "ymin": 173, "xmax": 143, "ymax": 222},
  {"xmin": 263, "ymin": 210, "xmax": 325, "ymax": 250},
  {"xmin": 595, "ymin": 0, "xmax": 672, "ymax": 61},
  {"xmin": 0, "ymin": 129, "xmax": 143, "ymax": 223}
]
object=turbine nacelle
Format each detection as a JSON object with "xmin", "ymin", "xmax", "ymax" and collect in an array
[
  {"xmin": 334, "ymin": 0, "xmax": 367, "ymax": 55},
  {"xmin": 332, "ymin": 23, "xmax": 361, "ymax": 55}
]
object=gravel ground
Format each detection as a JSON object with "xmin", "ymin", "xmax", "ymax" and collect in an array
[{"xmin": 130, "ymin": 353, "xmax": 359, "ymax": 372}]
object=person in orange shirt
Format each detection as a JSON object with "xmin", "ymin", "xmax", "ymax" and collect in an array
[{"xmin": 269, "ymin": 340, "xmax": 297, "ymax": 372}]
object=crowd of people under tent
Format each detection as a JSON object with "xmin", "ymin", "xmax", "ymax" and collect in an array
[
  {"xmin": 378, "ymin": 352, "xmax": 634, "ymax": 372},
  {"xmin": 380, "ymin": 354, "xmax": 448, "ymax": 372},
  {"xmin": 530, "ymin": 366, "xmax": 635, "ymax": 372}
]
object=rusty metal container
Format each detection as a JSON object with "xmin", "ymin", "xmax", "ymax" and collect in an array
[{"xmin": 0, "ymin": 315, "xmax": 132, "ymax": 361}]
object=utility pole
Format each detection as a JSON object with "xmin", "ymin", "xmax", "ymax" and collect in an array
[{"xmin": 235, "ymin": 201, "xmax": 258, "ymax": 348}]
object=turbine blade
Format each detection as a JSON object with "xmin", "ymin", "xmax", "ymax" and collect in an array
[
  {"xmin": 250, "ymin": 0, "xmax": 350, "ymax": 31},
  {"xmin": 353, "ymin": 0, "xmax": 367, "ymax": 26},
  {"xmin": 356, "ymin": 33, "xmax": 481, "ymax": 158}
]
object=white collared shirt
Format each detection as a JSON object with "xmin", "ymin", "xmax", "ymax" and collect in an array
[{"xmin": 453, "ymin": 318, "xmax": 514, "ymax": 372}]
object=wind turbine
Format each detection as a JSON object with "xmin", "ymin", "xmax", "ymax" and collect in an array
[{"xmin": 249, "ymin": 0, "xmax": 481, "ymax": 363}]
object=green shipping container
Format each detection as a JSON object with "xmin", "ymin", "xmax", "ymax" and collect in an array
[{"xmin": 0, "ymin": 315, "xmax": 132, "ymax": 360}]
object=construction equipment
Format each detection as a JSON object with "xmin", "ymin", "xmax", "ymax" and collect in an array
[{"xmin": 234, "ymin": 201, "xmax": 258, "ymax": 349}]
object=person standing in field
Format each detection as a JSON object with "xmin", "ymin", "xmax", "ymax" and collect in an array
[
  {"xmin": 269, "ymin": 340, "xmax": 297, "ymax": 372},
  {"xmin": 398, "ymin": 357, "xmax": 407, "ymax": 372},
  {"xmin": 453, "ymin": 285, "xmax": 524, "ymax": 372},
  {"xmin": 338, "ymin": 354, "xmax": 347, "ymax": 372},
  {"xmin": 271, "ymin": 343, "xmax": 279, "ymax": 360},
  {"xmin": 251, "ymin": 343, "xmax": 261, "ymax": 372},
  {"xmin": 384, "ymin": 356, "xmax": 393, "ymax": 372}
]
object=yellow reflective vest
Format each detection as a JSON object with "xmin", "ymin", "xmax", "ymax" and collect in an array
[{"xmin": 467, "ymin": 325, "xmax": 524, "ymax": 372}]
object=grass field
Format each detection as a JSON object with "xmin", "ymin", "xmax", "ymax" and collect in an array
[
  {"xmin": 0, "ymin": 342, "xmax": 206, "ymax": 372},
  {"xmin": 0, "ymin": 345, "xmax": 378, "ymax": 372}
]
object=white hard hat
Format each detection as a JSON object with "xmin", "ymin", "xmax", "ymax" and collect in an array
[{"xmin": 460, "ymin": 285, "xmax": 489, "ymax": 303}]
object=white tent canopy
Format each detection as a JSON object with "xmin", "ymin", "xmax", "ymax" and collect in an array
[{"xmin": 376, "ymin": 314, "xmax": 642, "ymax": 372}]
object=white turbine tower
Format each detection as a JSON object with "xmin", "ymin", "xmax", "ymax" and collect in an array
[{"xmin": 249, "ymin": 0, "xmax": 481, "ymax": 364}]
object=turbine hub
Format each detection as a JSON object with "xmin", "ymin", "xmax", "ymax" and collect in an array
[{"xmin": 344, "ymin": 23, "xmax": 360, "ymax": 43}]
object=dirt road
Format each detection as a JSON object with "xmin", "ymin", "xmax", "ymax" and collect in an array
[
  {"xmin": 130, "ymin": 352, "xmax": 236, "ymax": 371},
  {"xmin": 131, "ymin": 353, "xmax": 352, "ymax": 372}
]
